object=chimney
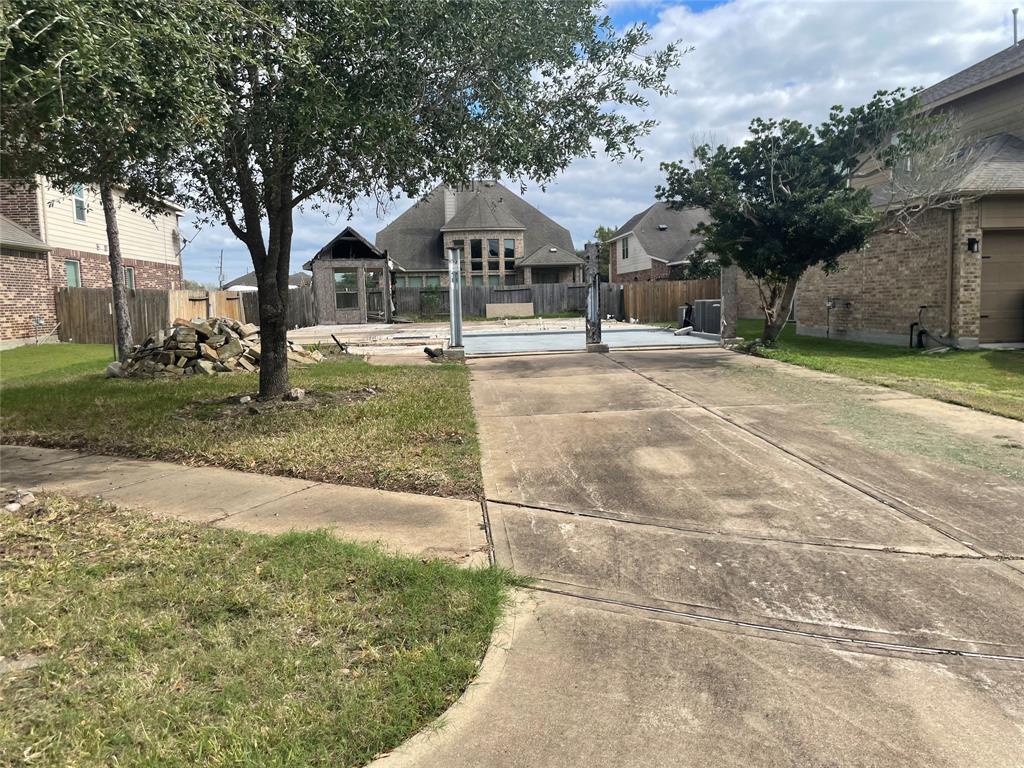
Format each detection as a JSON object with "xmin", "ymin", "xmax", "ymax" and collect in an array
[
  {"xmin": 443, "ymin": 184, "xmax": 457, "ymax": 223},
  {"xmin": 1014, "ymin": 8, "xmax": 1020, "ymax": 45}
]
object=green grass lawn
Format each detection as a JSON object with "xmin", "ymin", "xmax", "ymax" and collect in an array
[
  {"xmin": 1, "ymin": 344, "xmax": 482, "ymax": 497},
  {"xmin": 0, "ymin": 493, "xmax": 514, "ymax": 767},
  {"xmin": 737, "ymin": 319, "xmax": 1024, "ymax": 421}
]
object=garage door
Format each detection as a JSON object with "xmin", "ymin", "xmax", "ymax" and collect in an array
[{"xmin": 980, "ymin": 230, "xmax": 1024, "ymax": 343}]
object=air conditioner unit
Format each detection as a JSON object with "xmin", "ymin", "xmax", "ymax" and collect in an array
[{"xmin": 693, "ymin": 299, "xmax": 722, "ymax": 334}]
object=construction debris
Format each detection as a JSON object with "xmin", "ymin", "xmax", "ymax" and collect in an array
[{"xmin": 113, "ymin": 317, "xmax": 323, "ymax": 378}]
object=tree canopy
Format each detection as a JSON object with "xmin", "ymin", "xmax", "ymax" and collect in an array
[
  {"xmin": 181, "ymin": 0, "xmax": 680, "ymax": 396},
  {"xmin": 657, "ymin": 89, "xmax": 928, "ymax": 342}
]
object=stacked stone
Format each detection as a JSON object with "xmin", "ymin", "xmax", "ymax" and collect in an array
[{"xmin": 110, "ymin": 317, "xmax": 322, "ymax": 378}]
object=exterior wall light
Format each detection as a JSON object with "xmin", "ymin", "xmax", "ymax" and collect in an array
[{"xmin": 967, "ymin": 237, "xmax": 980, "ymax": 253}]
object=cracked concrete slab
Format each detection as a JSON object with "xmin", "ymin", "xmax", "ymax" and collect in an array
[
  {"xmin": 471, "ymin": 371, "xmax": 688, "ymax": 417},
  {"xmin": 490, "ymin": 503, "xmax": 1024, "ymax": 656},
  {"xmin": 478, "ymin": 407, "xmax": 967, "ymax": 554},
  {"xmin": 376, "ymin": 592, "xmax": 1024, "ymax": 768},
  {"xmin": 0, "ymin": 448, "xmax": 179, "ymax": 496}
]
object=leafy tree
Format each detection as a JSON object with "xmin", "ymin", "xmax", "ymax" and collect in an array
[
  {"xmin": 668, "ymin": 250, "xmax": 719, "ymax": 281},
  {"xmin": 592, "ymin": 225, "xmax": 617, "ymax": 281},
  {"xmin": 1, "ymin": 0, "xmax": 237, "ymax": 360},
  {"xmin": 657, "ymin": 90, "xmax": 932, "ymax": 343},
  {"xmin": 183, "ymin": 0, "xmax": 679, "ymax": 398}
]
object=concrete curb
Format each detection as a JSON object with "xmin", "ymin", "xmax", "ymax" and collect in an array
[{"xmin": 365, "ymin": 589, "xmax": 533, "ymax": 767}]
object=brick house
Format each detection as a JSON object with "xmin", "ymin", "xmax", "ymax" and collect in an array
[
  {"xmin": 375, "ymin": 180, "xmax": 582, "ymax": 288},
  {"xmin": 796, "ymin": 42, "xmax": 1024, "ymax": 346},
  {"xmin": 1, "ymin": 177, "xmax": 183, "ymax": 345},
  {"xmin": 607, "ymin": 203, "xmax": 709, "ymax": 283}
]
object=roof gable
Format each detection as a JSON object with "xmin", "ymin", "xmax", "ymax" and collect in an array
[
  {"xmin": 377, "ymin": 181, "xmax": 574, "ymax": 272},
  {"xmin": 0, "ymin": 213, "xmax": 48, "ymax": 252},
  {"xmin": 612, "ymin": 203, "xmax": 708, "ymax": 263},
  {"xmin": 518, "ymin": 243, "xmax": 584, "ymax": 267},
  {"xmin": 440, "ymin": 194, "xmax": 525, "ymax": 231}
]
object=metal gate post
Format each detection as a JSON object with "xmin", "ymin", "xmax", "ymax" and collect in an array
[
  {"xmin": 585, "ymin": 242, "xmax": 608, "ymax": 352},
  {"xmin": 446, "ymin": 246, "xmax": 465, "ymax": 358}
]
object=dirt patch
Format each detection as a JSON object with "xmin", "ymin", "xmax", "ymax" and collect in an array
[{"xmin": 178, "ymin": 388, "xmax": 378, "ymax": 422}]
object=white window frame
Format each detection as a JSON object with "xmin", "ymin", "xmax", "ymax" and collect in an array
[
  {"xmin": 621, "ymin": 236, "xmax": 629, "ymax": 260},
  {"xmin": 124, "ymin": 266, "xmax": 136, "ymax": 289},
  {"xmin": 72, "ymin": 184, "xmax": 88, "ymax": 224},
  {"xmin": 65, "ymin": 259, "xmax": 82, "ymax": 287}
]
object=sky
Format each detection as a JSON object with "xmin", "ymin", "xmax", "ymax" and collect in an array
[{"xmin": 179, "ymin": 0, "xmax": 1020, "ymax": 286}]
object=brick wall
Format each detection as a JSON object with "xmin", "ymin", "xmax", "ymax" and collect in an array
[
  {"xmin": 0, "ymin": 179, "xmax": 41, "ymax": 236},
  {"xmin": 1, "ymin": 247, "xmax": 55, "ymax": 341},
  {"xmin": 795, "ymin": 207, "xmax": 965, "ymax": 345},
  {"xmin": 443, "ymin": 229, "xmax": 525, "ymax": 285},
  {"xmin": 50, "ymin": 247, "xmax": 181, "ymax": 290}
]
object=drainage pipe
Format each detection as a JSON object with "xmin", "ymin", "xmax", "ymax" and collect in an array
[{"xmin": 946, "ymin": 209, "xmax": 955, "ymax": 341}]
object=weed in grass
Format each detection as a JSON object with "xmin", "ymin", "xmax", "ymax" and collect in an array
[{"xmin": 0, "ymin": 493, "xmax": 515, "ymax": 768}]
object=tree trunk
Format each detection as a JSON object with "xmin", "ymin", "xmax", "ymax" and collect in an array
[
  {"xmin": 100, "ymin": 181, "xmax": 133, "ymax": 361},
  {"xmin": 761, "ymin": 276, "xmax": 799, "ymax": 343},
  {"xmin": 255, "ymin": 203, "xmax": 294, "ymax": 399}
]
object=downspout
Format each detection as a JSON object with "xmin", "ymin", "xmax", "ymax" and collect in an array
[{"xmin": 946, "ymin": 208, "xmax": 955, "ymax": 343}]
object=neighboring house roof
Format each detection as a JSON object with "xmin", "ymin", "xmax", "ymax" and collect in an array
[
  {"xmin": 0, "ymin": 213, "xmax": 49, "ymax": 252},
  {"xmin": 376, "ymin": 181, "xmax": 574, "ymax": 272},
  {"xmin": 959, "ymin": 132, "xmax": 1024, "ymax": 191},
  {"xmin": 917, "ymin": 41, "xmax": 1024, "ymax": 110},
  {"xmin": 611, "ymin": 203, "xmax": 709, "ymax": 264},
  {"xmin": 870, "ymin": 132, "xmax": 1024, "ymax": 207},
  {"xmin": 440, "ymin": 194, "xmax": 525, "ymax": 231},
  {"xmin": 225, "ymin": 270, "xmax": 312, "ymax": 289},
  {"xmin": 518, "ymin": 243, "xmax": 584, "ymax": 267}
]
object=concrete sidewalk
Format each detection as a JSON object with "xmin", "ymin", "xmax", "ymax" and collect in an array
[{"xmin": 0, "ymin": 445, "xmax": 489, "ymax": 566}]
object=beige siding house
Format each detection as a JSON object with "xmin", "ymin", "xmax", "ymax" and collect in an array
[{"xmin": 0, "ymin": 176, "xmax": 183, "ymax": 344}]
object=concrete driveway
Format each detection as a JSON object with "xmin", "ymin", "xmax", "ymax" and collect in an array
[{"xmin": 383, "ymin": 348, "xmax": 1024, "ymax": 767}]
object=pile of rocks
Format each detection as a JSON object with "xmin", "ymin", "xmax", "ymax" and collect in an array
[{"xmin": 109, "ymin": 317, "xmax": 322, "ymax": 378}]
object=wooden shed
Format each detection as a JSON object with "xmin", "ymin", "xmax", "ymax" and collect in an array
[{"xmin": 303, "ymin": 227, "xmax": 392, "ymax": 325}]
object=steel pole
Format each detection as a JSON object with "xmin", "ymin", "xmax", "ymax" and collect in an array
[
  {"xmin": 584, "ymin": 242, "xmax": 608, "ymax": 352},
  {"xmin": 447, "ymin": 246, "xmax": 464, "ymax": 352}
]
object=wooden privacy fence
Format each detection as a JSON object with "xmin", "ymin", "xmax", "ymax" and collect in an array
[
  {"xmin": 239, "ymin": 286, "xmax": 315, "ymax": 330},
  {"xmin": 56, "ymin": 287, "xmax": 250, "ymax": 345},
  {"xmin": 622, "ymin": 278, "xmax": 721, "ymax": 323},
  {"xmin": 395, "ymin": 283, "xmax": 624, "ymax": 319}
]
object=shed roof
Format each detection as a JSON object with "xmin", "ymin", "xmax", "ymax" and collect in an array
[
  {"xmin": 518, "ymin": 243, "xmax": 584, "ymax": 267},
  {"xmin": 0, "ymin": 214, "xmax": 49, "ymax": 253},
  {"xmin": 225, "ymin": 270, "xmax": 311, "ymax": 288},
  {"xmin": 611, "ymin": 203, "xmax": 708, "ymax": 264}
]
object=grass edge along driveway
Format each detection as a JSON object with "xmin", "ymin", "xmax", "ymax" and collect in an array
[
  {"xmin": 0, "ymin": 493, "xmax": 516, "ymax": 768},
  {"xmin": 736, "ymin": 320, "xmax": 1024, "ymax": 421},
  {"xmin": 0, "ymin": 344, "xmax": 482, "ymax": 498}
]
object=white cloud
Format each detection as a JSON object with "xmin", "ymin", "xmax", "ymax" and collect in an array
[{"xmin": 180, "ymin": 0, "xmax": 1016, "ymax": 284}]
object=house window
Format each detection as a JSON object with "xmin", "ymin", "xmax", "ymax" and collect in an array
[
  {"xmin": 123, "ymin": 266, "xmax": 136, "ymax": 289},
  {"xmin": 621, "ymin": 237, "xmax": 629, "ymax": 260},
  {"xmin": 65, "ymin": 260, "xmax": 82, "ymax": 287},
  {"xmin": 334, "ymin": 268, "xmax": 359, "ymax": 310},
  {"xmin": 471, "ymin": 275, "xmax": 484, "ymax": 286},
  {"xmin": 504, "ymin": 239, "xmax": 515, "ymax": 272},
  {"xmin": 73, "ymin": 185, "xmax": 87, "ymax": 223},
  {"xmin": 470, "ymin": 239, "xmax": 483, "ymax": 272},
  {"xmin": 395, "ymin": 275, "xmax": 406, "ymax": 287},
  {"xmin": 425, "ymin": 275, "xmax": 441, "ymax": 288},
  {"xmin": 488, "ymin": 274, "xmax": 499, "ymax": 287},
  {"xmin": 407, "ymin": 275, "xmax": 423, "ymax": 288},
  {"xmin": 488, "ymin": 239, "xmax": 500, "ymax": 273}
]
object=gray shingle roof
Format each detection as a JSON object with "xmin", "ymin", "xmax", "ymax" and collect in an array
[
  {"xmin": 376, "ymin": 181, "xmax": 574, "ymax": 272},
  {"xmin": 225, "ymin": 270, "xmax": 311, "ymax": 288},
  {"xmin": 518, "ymin": 243, "xmax": 584, "ymax": 267},
  {"xmin": 0, "ymin": 213, "xmax": 48, "ymax": 252},
  {"xmin": 440, "ymin": 194, "xmax": 525, "ymax": 231},
  {"xmin": 917, "ymin": 42, "xmax": 1024, "ymax": 108},
  {"xmin": 611, "ymin": 203, "xmax": 708, "ymax": 264}
]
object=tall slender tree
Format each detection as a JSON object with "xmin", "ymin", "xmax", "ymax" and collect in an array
[
  {"xmin": 1, "ymin": 0, "xmax": 239, "ymax": 359},
  {"xmin": 183, "ymin": 0, "xmax": 680, "ymax": 398}
]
